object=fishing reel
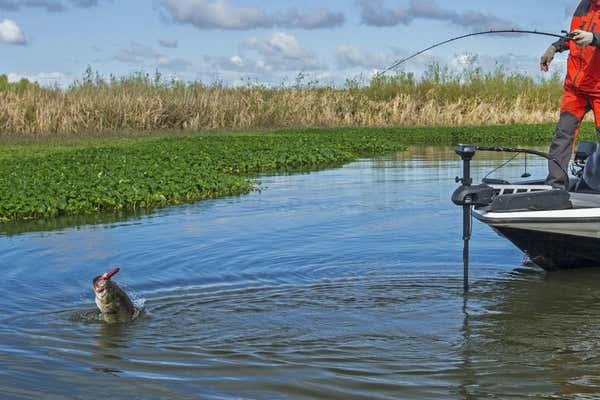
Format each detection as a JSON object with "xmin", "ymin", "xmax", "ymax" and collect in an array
[{"xmin": 561, "ymin": 30, "xmax": 579, "ymax": 40}]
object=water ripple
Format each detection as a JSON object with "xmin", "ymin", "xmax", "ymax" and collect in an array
[{"xmin": 1, "ymin": 148, "xmax": 597, "ymax": 399}]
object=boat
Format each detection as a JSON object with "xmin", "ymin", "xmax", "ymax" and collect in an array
[{"xmin": 452, "ymin": 142, "xmax": 600, "ymax": 272}]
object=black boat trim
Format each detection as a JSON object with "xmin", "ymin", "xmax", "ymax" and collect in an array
[
  {"xmin": 489, "ymin": 189, "xmax": 571, "ymax": 213},
  {"xmin": 494, "ymin": 226, "xmax": 600, "ymax": 270}
]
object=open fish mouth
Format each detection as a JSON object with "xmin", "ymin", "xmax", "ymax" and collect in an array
[
  {"xmin": 93, "ymin": 267, "xmax": 120, "ymax": 293},
  {"xmin": 101, "ymin": 268, "xmax": 120, "ymax": 281}
]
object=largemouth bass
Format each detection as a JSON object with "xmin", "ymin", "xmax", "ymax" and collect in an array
[{"xmin": 93, "ymin": 267, "xmax": 135, "ymax": 323}]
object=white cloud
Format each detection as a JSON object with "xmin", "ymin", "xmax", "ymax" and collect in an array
[
  {"xmin": 335, "ymin": 44, "xmax": 438, "ymax": 80},
  {"xmin": 8, "ymin": 72, "xmax": 71, "ymax": 87},
  {"xmin": 0, "ymin": 19, "xmax": 26, "ymax": 45},
  {"xmin": 444, "ymin": 52, "xmax": 567, "ymax": 80},
  {"xmin": 163, "ymin": 0, "xmax": 272, "ymax": 30},
  {"xmin": 69, "ymin": 0, "xmax": 109, "ymax": 8},
  {"xmin": 202, "ymin": 33, "xmax": 328, "ymax": 86},
  {"xmin": 114, "ymin": 42, "xmax": 193, "ymax": 71},
  {"xmin": 450, "ymin": 53, "xmax": 478, "ymax": 68},
  {"xmin": 207, "ymin": 54, "xmax": 270, "ymax": 74},
  {"xmin": 335, "ymin": 45, "xmax": 398, "ymax": 69},
  {"xmin": 279, "ymin": 8, "xmax": 345, "ymax": 29},
  {"xmin": 358, "ymin": 0, "xmax": 517, "ymax": 31},
  {"xmin": 358, "ymin": 0, "xmax": 411, "ymax": 27},
  {"xmin": 265, "ymin": 32, "xmax": 311, "ymax": 60},
  {"xmin": 114, "ymin": 42, "xmax": 160, "ymax": 64},
  {"xmin": 0, "ymin": 0, "xmax": 65, "ymax": 12},
  {"xmin": 229, "ymin": 55, "xmax": 243, "ymax": 66},
  {"xmin": 0, "ymin": 0, "xmax": 110, "ymax": 11},
  {"xmin": 241, "ymin": 32, "xmax": 323, "ymax": 71},
  {"xmin": 162, "ymin": 0, "xmax": 344, "ymax": 30},
  {"xmin": 158, "ymin": 56, "xmax": 192, "ymax": 71},
  {"xmin": 158, "ymin": 39, "xmax": 178, "ymax": 48}
]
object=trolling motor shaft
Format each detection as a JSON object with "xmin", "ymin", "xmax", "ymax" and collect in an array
[{"xmin": 454, "ymin": 145, "xmax": 476, "ymax": 292}]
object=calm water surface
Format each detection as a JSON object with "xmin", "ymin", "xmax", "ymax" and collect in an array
[{"xmin": 2, "ymin": 147, "xmax": 600, "ymax": 399}]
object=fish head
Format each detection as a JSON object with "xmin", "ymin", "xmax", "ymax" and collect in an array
[{"xmin": 93, "ymin": 267, "xmax": 120, "ymax": 299}]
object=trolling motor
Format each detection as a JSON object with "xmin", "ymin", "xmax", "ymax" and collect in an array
[{"xmin": 452, "ymin": 145, "xmax": 569, "ymax": 292}]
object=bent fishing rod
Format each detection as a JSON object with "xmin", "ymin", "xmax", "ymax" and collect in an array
[{"xmin": 379, "ymin": 29, "xmax": 575, "ymax": 76}]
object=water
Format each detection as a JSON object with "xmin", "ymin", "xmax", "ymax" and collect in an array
[{"xmin": 2, "ymin": 147, "xmax": 600, "ymax": 399}]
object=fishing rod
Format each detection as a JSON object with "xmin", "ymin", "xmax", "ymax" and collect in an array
[{"xmin": 379, "ymin": 29, "xmax": 575, "ymax": 76}]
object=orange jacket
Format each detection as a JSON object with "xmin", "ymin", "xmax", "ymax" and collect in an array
[{"xmin": 555, "ymin": 0, "xmax": 600, "ymax": 94}]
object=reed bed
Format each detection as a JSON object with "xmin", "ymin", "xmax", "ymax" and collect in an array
[{"xmin": 0, "ymin": 65, "xmax": 568, "ymax": 138}]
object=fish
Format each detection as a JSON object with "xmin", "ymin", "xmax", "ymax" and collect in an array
[{"xmin": 92, "ymin": 267, "xmax": 136, "ymax": 323}]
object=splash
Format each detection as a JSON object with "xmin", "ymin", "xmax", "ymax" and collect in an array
[{"xmin": 69, "ymin": 298, "xmax": 145, "ymax": 324}]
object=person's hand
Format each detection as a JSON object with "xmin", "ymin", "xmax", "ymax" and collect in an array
[
  {"xmin": 573, "ymin": 30, "xmax": 594, "ymax": 47},
  {"xmin": 540, "ymin": 45, "xmax": 556, "ymax": 72}
]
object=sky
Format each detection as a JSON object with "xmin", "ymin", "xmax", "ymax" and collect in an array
[{"xmin": 0, "ymin": 0, "xmax": 583, "ymax": 87}]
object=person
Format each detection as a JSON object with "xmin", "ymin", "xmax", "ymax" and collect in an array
[{"xmin": 540, "ymin": 0, "xmax": 600, "ymax": 187}]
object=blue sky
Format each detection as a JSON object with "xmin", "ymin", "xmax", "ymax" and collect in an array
[{"xmin": 0, "ymin": 0, "xmax": 581, "ymax": 86}]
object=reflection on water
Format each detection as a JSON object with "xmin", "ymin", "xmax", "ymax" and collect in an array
[{"xmin": 2, "ymin": 146, "xmax": 598, "ymax": 399}]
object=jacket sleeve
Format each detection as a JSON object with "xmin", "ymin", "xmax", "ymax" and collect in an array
[{"xmin": 552, "ymin": 38, "xmax": 570, "ymax": 52}]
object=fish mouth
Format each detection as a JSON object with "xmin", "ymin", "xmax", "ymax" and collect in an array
[
  {"xmin": 101, "ymin": 268, "xmax": 120, "ymax": 280},
  {"xmin": 93, "ymin": 267, "xmax": 120, "ymax": 293}
]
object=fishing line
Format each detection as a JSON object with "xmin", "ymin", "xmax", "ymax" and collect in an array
[
  {"xmin": 522, "ymin": 154, "xmax": 531, "ymax": 178},
  {"xmin": 483, "ymin": 153, "xmax": 520, "ymax": 181},
  {"xmin": 379, "ymin": 29, "xmax": 573, "ymax": 76}
]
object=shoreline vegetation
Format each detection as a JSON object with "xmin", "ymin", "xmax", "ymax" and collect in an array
[
  {"xmin": 0, "ymin": 65, "xmax": 595, "ymax": 223},
  {"xmin": 1, "ymin": 124, "xmax": 599, "ymax": 224},
  {"xmin": 0, "ymin": 65, "xmax": 573, "ymax": 138}
]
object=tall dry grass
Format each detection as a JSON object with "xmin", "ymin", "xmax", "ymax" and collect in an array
[{"xmin": 0, "ymin": 65, "xmax": 569, "ymax": 138}]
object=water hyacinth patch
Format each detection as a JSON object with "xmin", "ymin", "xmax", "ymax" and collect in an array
[{"xmin": 0, "ymin": 128, "xmax": 411, "ymax": 222}]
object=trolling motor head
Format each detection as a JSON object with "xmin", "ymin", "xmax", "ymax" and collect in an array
[
  {"xmin": 455, "ymin": 144, "xmax": 477, "ymax": 159},
  {"xmin": 452, "ymin": 145, "xmax": 495, "ymax": 207},
  {"xmin": 452, "ymin": 185, "xmax": 495, "ymax": 207},
  {"xmin": 454, "ymin": 145, "xmax": 476, "ymax": 186}
]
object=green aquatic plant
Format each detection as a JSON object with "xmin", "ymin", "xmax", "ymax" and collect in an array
[
  {"xmin": 1, "ymin": 124, "xmax": 593, "ymax": 223},
  {"xmin": 0, "ymin": 128, "xmax": 410, "ymax": 222}
]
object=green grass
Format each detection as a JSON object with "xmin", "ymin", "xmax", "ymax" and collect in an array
[{"xmin": 0, "ymin": 124, "xmax": 589, "ymax": 223}]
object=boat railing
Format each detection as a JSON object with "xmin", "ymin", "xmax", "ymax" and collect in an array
[{"xmin": 489, "ymin": 184, "xmax": 553, "ymax": 196}]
